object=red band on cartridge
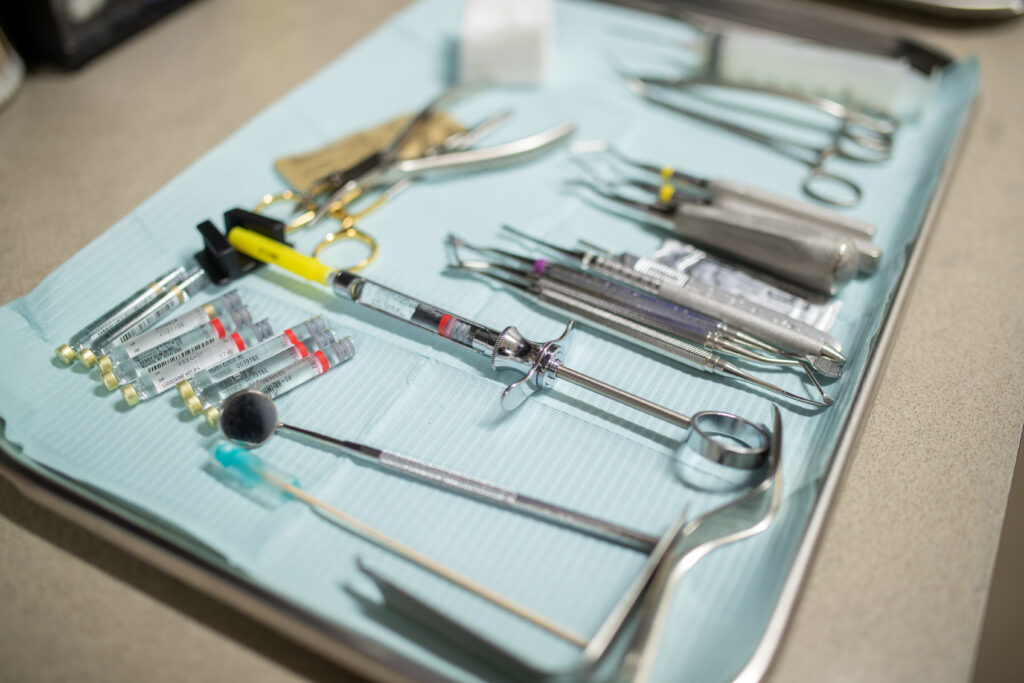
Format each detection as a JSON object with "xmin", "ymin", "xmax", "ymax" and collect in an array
[
  {"xmin": 294, "ymin": 340, "xmax": 309, "ymax": 359},
  {"xmin": 283, "ymin": 329, "xmax": 299, "ymax": 346},
  {"xmin": 210, "ymin": 318, "xmax": 227, "ymax": 338},
  {"xmin": 313, "ymin": 350, "xmax": 330, "ymax": 373},
  {"xmin": 231, "ymin": 332, "xmax": 245, "ymax": 351},
  {"xmin": 438, "ymin": 314, "xmax": 453, "ymax": 337}
]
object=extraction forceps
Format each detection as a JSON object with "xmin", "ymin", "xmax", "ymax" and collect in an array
[
  {"xmin": 574, "ymin": 140, "xmax": 880, "ymax": 274},
  {"xmin": 446, "ymin": 236, "xmax": 833, "ymax": 408},
  {"xmin": 571, "ymin": 142, "xmax": 880, "ymax": 294},
  {"xmin": 500, "ymin": 224, "xmax": 845, "ymax": 376},
  {"xmin": 226, "ymin": 227, "xmax": 773, "ymax": 465},
  {"xmin": 624, "ymin": 75, "xmax": 887, "ymax": 207}
]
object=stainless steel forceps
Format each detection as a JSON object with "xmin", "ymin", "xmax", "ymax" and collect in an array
[
  {"xmin": 624, "ymin": 75, "xmax": 893, "ymax": 208},
  {"xmin": 571, "ymin": 141, "xmax": 881, "ymax": 294}
]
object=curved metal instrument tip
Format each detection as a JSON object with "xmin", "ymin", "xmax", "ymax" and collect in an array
[
  {"xmin": 820, "ymin": 343, "xmax": 846, "ymax": 364},
  {"xmin": 723, "ymin": 360, "xmax": 834, "ymax": 409}
]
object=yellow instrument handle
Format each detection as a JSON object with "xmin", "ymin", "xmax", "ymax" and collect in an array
[{"xmin": 227, "ymin": 228, "xmax": 334, "ymax": 285}]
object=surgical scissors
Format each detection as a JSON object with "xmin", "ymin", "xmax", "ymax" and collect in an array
[
  {"xmin": 625, "ymin": 75, "xmax": 889, "ymax": 207},
  {"xmin": 252, "ymin": 113, "xmax": 508, "ymax": 271},
  {"xmin": 309, "ymin": 110, "xmax": 513, "ymax": 271},
  {"xmin": 297, "ymin": 84, "xmax": 575, "ymax": 226}
]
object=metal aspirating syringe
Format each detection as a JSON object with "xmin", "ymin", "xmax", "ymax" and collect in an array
[{"xmin": 225, "ymin": 228, "xmax": 772, "ymax": 465}]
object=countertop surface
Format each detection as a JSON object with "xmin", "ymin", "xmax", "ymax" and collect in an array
[{"xmin": 1, "ymin": 1, "xmax": 1022, "ymax": 681}]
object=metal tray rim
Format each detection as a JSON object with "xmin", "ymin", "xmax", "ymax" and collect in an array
[{"xmin": 734, "ymin": 93, "xmax": 979, "ymax": 683}]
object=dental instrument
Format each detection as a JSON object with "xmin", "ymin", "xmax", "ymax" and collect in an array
[
  {"xmin": 574, "ymin": 140, "xmax": 881, "ymax": 270},
  {"xmin": 218, "ymin": 389, "xmax": 664, "ymax": 551},
  {"xmin": 356, "ymin": 406, "xmax": 782, "ymax": 681},
  {"xmin": 294, "ymin": 84, "xmax": 574, "ymax": 227},
  {"xmin": 570, "ymin": 144, "xmax": 880, "ymax": 293},
  {"xmin": 500, "ymin": 225, "xmax": 845, "ymax": 374},
  {"xmin": 225, "ymin": 227, "xmax": 772, "ymax": 462},
  {"xmin": 208, "ymin": 441, "xmax": 590, "ymax": 647},
  {"xmin": 446, "ymin": 243, "xmax": 832, "ymax": 407},
  {"xmin": 312, "ymin": 110, "xmax": 512, "ymax": 269},
  {"xmin": 624, "ymin": 76, "xmax": 883, "ymax": 207}
]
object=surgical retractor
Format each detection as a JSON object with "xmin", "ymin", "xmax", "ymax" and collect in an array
[{"xmin": 225, "ymin": 228, "xmax": 772, "ymax": 463}]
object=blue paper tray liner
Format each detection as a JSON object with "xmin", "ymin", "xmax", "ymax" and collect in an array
[{"xmin": 0, "ymin": 0, "xmax": 977, "ymax": 680}]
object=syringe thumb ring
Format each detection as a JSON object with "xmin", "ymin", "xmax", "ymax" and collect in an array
[{"xmin": 683, "ymin": 411, "xmax": 770, "ymax": 470}]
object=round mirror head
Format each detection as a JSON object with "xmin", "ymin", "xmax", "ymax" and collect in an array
[{"xmin": 219, "ymin": 390, "xmax": 279, "ymax": 447}]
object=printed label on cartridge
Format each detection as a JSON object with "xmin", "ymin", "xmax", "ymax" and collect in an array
[
  {"xmin": 121, "ymin": 308, "xmax": 211, "ymax": 356},
  {"xmin": 70, "ymin": 268, "xmax": 185, "ymax": 348},
  {"xmin": 149, "ymin": 336, "xmax": 248, "ymax": 392},
  {"xmin": 139, "ymin": 334, "xmax": 219, "ymax": 373},
  {"xmin": 212, "ymin": 355, "xmax": 296, "ymax": 396},
  {"xmin": 113, "ymin": 295, "xmax": 183, "ymax": 345},
  {"xmin": 254, "ymin": 357, "xmax": 322, "ymax": 400},
  {"xmin": 360, "ymin": 284, "xmax": 418, "ymax": 320},
  {"xmin": 81, "ymin": 284, "xmax": 167, "ymax": 346}
]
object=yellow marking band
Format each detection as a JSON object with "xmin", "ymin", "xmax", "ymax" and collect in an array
[
  {"xmin": 202, "ymin": 303, "xmax": 216, "ymax": 318},
  {"xmin": 660, "ymin": 166, "xmax": 674, "ymax": 180},
  {"xmin": 147, "ymin": 281, "xmax": 163, "ymax": 295},
  {"xmin": 227, "ymin": 228, "xmax": 334, "ymax": 285},
  {"xmin": 658, "ymin": 184, "xmax": 676, "ymax": 204},
  {"xmin": 171, "ymin": 285, "xmax": 186, "ymax": 303}
]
